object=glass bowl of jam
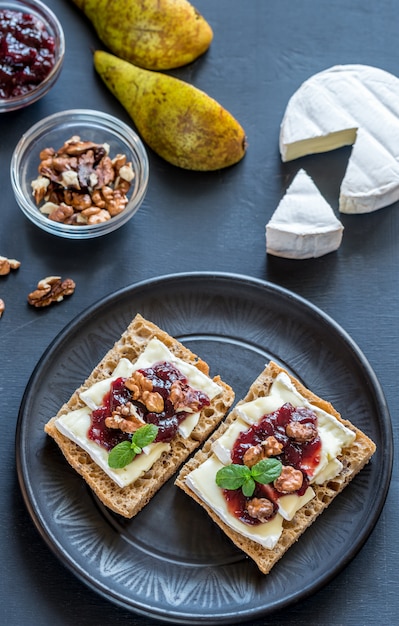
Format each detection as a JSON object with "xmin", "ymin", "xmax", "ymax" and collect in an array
[
  {"xmin": 10, "ymin": 109, "xmax": 150, "ymax": 238},
  {"xmin": 0, "ymin": 0, "xmax": 65, "ymax": 112}
]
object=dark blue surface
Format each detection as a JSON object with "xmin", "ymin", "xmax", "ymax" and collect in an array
[{"xmin": 1, "ymin": 2, "xmax": 398, "ymax": 625}]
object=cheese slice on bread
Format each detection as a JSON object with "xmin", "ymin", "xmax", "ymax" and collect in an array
[
  {"xmin": 44, "ymin": 313, "xmax": 234, "ymax": 518},
  {"xmin": 175, "ymin": 361, "xmax": 376, "ymax": 574}
]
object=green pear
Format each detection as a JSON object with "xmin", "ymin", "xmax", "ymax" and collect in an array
[
  {"xmin": 94, "ymin": 51, "xmax": 247, "ymax": 171},
  {"xmin": 72, "ymin": 0, "xmax": 213, "ymax": 70}
]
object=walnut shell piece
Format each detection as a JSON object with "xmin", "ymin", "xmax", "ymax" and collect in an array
[{"xmin": 27, "ymin": 276, "xmax": 76, "ymax": 308}]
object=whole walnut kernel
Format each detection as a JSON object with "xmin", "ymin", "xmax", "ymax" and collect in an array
[
  {"xmin": 243, "ymin": 444, "xmax": 264, "ymax": 468},
  {"xmin": 125, "ymin": 370, "xmax": 164, "ymax": 413},
  {"xmin": 285, "ymin": 421, "xmax": 317, "ymax": 443},
  {"xmin": 27, "ymin": 276, "xmax": 76, "ymax": 308},
  {"xmin": 246, "ymin": 497, "xmax": 275, "ymax": 523},
  {"xmin": 274, "ymin": 465, "xmax": 304, "ymax": 494},
  {"xmin": 262, "ymin": 435, "xmax": 283, "ymax": 457}
]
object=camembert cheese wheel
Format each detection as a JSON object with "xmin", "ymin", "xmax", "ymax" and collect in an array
[{"xmin": 279, "ymin": 64, "xmax": 399, "ymax": 214}]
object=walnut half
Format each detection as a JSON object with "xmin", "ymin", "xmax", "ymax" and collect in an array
[
  {"xmin": 0, "ymin": 256, "xmax": 21, "ymax": 276},
  {"xmin": 274, "ymin": 465, "xmax": 304, "ymax": 494},
  {"xmin": 27, "ymin": 276, "xmax": 76, "ymax": 308},
  {"xmin": 125, "ymin": 370, "xmax": 165, "ymax": 413},
  {"xmin": 246, "ymin": 497, "xmax": 275, "ymax": 523}
]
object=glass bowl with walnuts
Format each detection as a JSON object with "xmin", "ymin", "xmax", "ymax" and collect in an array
[{"xmin": 10, "ymin": 109, "xmax": 149, "ymax": 238}]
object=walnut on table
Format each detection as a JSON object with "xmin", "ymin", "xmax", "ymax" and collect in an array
[
  {"xmin": 27, "ymin": 276, "xmax": 76, "ymax": 308},
  {"xmin": 0, "ymin": 256, "xmax": 21, "ymax": 275}
]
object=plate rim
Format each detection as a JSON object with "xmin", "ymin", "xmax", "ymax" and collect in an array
[{"xmin": 15, "ymin": 271, "xmax": 394, "ymax": 624}]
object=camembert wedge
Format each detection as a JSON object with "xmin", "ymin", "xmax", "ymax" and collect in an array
[
  {"xmin": 279, "ymin": 64, "xmax": 399, "ymax": 213},
  {"xmin": 266, "ymin": 168, "xmax": 344, "ymax": 259}
]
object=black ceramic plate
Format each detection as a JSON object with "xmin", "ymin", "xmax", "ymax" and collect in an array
[{"xmin": 16, "ymin": 272, "xmax": 392, "ymax": 625}]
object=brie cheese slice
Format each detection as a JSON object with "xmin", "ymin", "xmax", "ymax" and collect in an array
[
  {"xmin": 266, "ymin": 169, "xmax": 344, "ymax": 259},
  {"xmin": 279, "ymin": 64, "xmax": 399, "ymax": 213}
]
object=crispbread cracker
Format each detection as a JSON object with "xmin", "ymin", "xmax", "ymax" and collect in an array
[
  {"xmin": 175, "ymin": 361, "xmax": 376, "ymax": 574},
  {"xmin": 45, "ymin": 313, "xmax": 234, "ymax": 518}
]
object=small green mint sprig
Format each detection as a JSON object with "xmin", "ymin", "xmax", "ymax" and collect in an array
[
  {"xmin": 215, "ymin": 457, "xmax": 282, "ymax": 497},
  {"xmin": 108, "ymin": 423, "xmax": 158, "ymax": 469}
]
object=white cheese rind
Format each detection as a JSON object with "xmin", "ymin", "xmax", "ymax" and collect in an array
[
  {"xmin": 266, "ymin": 169, "xmax": 344, "ymax": 259},
  {"xmin": 211, "ymin": 418, "xmax": 250, "ymax": 465},
  {"xmin": 184, "ymin": 371, "xmax": 355, "ymax": 548},
  {"xmin": 279, "ymin": 64, "xmax": 399, "ymax": 213}
]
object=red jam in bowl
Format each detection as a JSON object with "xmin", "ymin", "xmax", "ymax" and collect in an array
[{"xmin": 0, "ymin": 9, "xmax": 56, "ymax": 98}]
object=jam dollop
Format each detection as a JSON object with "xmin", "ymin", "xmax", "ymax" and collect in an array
[
  {"xmin": 88, "ymin": 378, "xmax": 133, "ymax": 451},
  {"xmin": 0, "ymin": 9, "xmax": 56, "ymax": 98},
  {"xmin": 224, "ymin": 403, "xmax": 322, "ymax": 525},
  {"xmin": 137, "ymin": 361, "xmax": 210, "ymax": 442},
  {"xmin": 87, "ymin": 361, "xmax": 210, "ymax": 451}
]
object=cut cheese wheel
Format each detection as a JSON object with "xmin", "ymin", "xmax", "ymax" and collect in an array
[
  {"xmin": 279, "ymin": 64, "xmax": 399, "ymax": 213},
  {"xmin": 266, "ymin": 169, "xmax": 344, "ymax": 259}
]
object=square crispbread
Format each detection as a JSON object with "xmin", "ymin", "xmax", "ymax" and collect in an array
[
  {"xmin": 44, "ymin": 313, "xmax": 234, "ymax": 518},
  {"xmin": 175, "ymin": 361, "xmax": 376, "ymax": 574}
]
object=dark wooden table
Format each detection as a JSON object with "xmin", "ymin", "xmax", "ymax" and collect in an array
[{"xmin": 1, "ymin": 1, "xmax": 397, "ymax": 624}]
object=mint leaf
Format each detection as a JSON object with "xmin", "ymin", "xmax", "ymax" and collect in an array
[
  {"xmin": 242, "ymin": 475, "xmax": 256, "ymax": 497},
  {"xmin": 131, "ymin": 443, "xmax": 142, "ymax": 455},
  {"xmin": 108, "ymin": 440, "xmax": 136, "ymax": 469},
  {"xmin": 133, "ymin": 423, "xmax": 158, "ymax": 448},
  {"xmin": 108, "ymin": 424, "xmax": 159, "ymax": 469},
  {"xmin": 215, "ymin": 464, "xmax": 251, "ymax": 490},
  {"xmin": 251, "ymin": 458, "xmax": 282, "ymax": 484},
  {"xmin": 215, "ymin": 457, "xmax": 283, "ymax": 496}
]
